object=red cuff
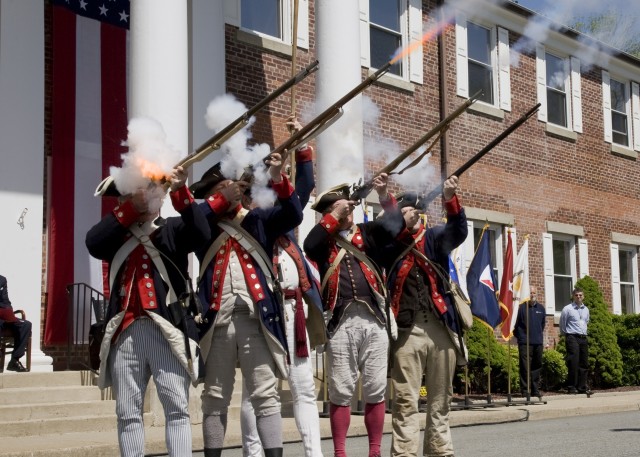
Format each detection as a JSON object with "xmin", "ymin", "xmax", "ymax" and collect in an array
[
  {"xmin": 380, "ymin": 193, "xmax": 397, "ymax": 211},
  {"xmin": 170, "ymin": 185, "xmax": 195, "ymax": 212},
  {"xmin": 271, "ymin": 173, "xmax": 294, "ymax": 198},
  {"xmin": 112, "ymin": 200, "xmax": 141, "ymax": 227},
  {"xmin": 318, "ymin": 213, "xmax": 341, "ymax": 234},
  {"xmin": 295, "ymin": 145, "xmax": 313, "ymax": 163},
  {"xmin": 206, "ymin": 192, "xmax": 231, "ymax": 214},
  {"xmin": 444, "ymin": 194, "xmax": 462, "ymax": 216}
]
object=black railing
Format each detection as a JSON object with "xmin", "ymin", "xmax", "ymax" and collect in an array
[{"xmin": 66, "ymin": 282, "xmax": 106, "ymax": 371}]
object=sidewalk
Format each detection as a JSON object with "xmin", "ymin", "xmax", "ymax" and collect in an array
[{"xmin": 1, "ymin": 389, "xmax": 639, "ymax": 457}]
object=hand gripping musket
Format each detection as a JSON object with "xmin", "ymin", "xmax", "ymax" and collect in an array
[
  {"xmin": 349, "ymin": 90, "xmax": 483, "ymax": 201},
  {"xmin": 421, "ymin": 102, "xmax": 541, "ymax": 206},
  {"xmin": 175, "ymin": 60, "xmax": 319, "ymax": 171}
]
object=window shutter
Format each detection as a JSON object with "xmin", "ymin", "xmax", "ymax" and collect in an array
[
  {"xmin": 408, "ymin": 0, "xmax": 423, "ymax": 84},
  {"xmin": 359, "ymin": 0, "xmax": 370, "ymax": 68},
  {"xmin": 578, "ymin": 238, "xmax": 589, "ymax": 278},
  {"xmin": 224, "ymin": 0, "xmax": 240, "ymax": 26},
  {"xmin": 497, "ymin": 27, "xmax": 511, "ymax": 112},
  {"xmin": 455, "ymin": 14, "xmax": 468, "ymax": 98},
  {"xmin": 542, "ymin": 233, "xmax": 555, "ymax": 314},
  {"xmin": 536, "ymin": 44, "xmax": 547, "ymax": 122},
  {"xmin": 571, "ymin": 57, "xmax": 583, "ymax": 133},
  {"xmin": 633, "ymin": 249, "xmax": 640, "ymax": 314},
  {"xmin": 296, "ymin": 0, "xmax": 309, "ymax": 50},
  {"xmin": 611, "ymin": 243, "xmax": 621, "ymax": 314},
  {"xmin": 632, "ymin": 82, "xmax": 640, "ymax": 151},
  {"xmin": 602, "ymin": 70, "xmax": 612, "ymax": 143}
]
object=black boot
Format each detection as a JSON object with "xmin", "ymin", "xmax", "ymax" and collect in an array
[
  {"xmin": 204, "ymin": 448, "xmax": 222, "ymax": 457},
  {"xmin": 264, "ymin": 448, "xmax": 283, "ymax": 457}
]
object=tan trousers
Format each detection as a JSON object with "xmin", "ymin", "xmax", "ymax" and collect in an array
[{"xmin": 390, "ymin": 313, "xmax": 456, "ymax": 457}]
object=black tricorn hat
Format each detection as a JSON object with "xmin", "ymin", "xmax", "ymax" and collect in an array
[
  {"xmin": 311, "ymin": 183, "xmax": 351, "ymax": 213},
  {"xmin": 396, "ymin": 192, "xmax": 427, "ymax": 211},
  {"xmin": 94, "ymin": 176, "xmax": 121, "ymax": 197},
  {"xmin": 189, "ymin": 163, "xmax": 227, "ymax": 199}
]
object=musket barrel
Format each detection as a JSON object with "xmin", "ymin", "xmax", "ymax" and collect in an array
[
  {"xmin": 176, "ymin": 60, "xmax": 319, "ymax": 170},
  {"xmin": 422, "ymin": 102, "xmax": 541, "ymax": 205}
]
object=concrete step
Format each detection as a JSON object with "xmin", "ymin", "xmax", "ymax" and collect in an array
[
  {"xmin": 0, "ymin": 399, "xmax": 116, "ymax": 421},
  {"xmin": 0, "ymin": 412, "xmax": 151, "ymax": 438},
  {"xmin": 0, "ymin": 371, "xmax": 96, "ymax": 389},
  {"xmin": 0, "ymin": 385, "xmax": 104, "ymax": 406}
]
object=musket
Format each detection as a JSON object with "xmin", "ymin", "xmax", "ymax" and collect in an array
[
  {"xmin": 176, "ymin": 60, "xmax": 319, "ymax": 170},
  {"xmin": 269, "ymin": 60, "xmax": 395, "ymax": 158},
  {"xmin": 349, "ymin": 90, "xmax": 482, "ymax": 201},
  {"xmin": 421, "ymin": 102, "xmax": 541, "ymax": 206}
]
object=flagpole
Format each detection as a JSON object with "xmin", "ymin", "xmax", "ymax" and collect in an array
[
  {"xmin": 507, "ymin": 338, "xmax": 513, "ymax": 403},
  {"xmin": 526, "ymin": 295, "xmax": 531, "ymax": 401},
  {"xmin": 289, "ymin": 0, "xmax": 299, "ymax": 183},
  {"xmin": 486, "ymin": 325, "xmax": 492, "ymax": 404}
]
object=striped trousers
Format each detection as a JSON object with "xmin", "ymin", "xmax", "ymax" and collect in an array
[{"xmin": 109, "ymin": 318, "xmax": 192, "ymax": 457}]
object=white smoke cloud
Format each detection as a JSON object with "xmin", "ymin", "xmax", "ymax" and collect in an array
[
  {"xmin": 204, "ymin": 94, "xmax": 277, "ymax": 208},
  {"xmin": 110, "ymin": 117, "xmax": 183, "ymax": 214}
]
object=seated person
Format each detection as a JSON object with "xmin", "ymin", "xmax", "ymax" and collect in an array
[{"xmin": 0, "ymin": 274, "xmax": 32, "ymax": 372}]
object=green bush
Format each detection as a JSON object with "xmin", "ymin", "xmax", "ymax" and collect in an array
[
  {"xmin": 612, "ymin": 313, "xmax": 640, "ymax": 385},
  {"xmin": 541, "ymin": 348, "xmax": 567, "ymax": 390},
  {"xmin": 461, "ymin": 319, "xmax": 519, "ymax": 394},
  {"xmin": 574, "ymin": 276, "xmax": 624, "ymax": 388}
]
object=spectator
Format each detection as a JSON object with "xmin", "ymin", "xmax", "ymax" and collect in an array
[
  {"xmin": 559, "ymin": 287, "xmax": 591, "ymax": 394},
  {"xmin": 513, "ymin": 286, "xmax": 546, "ymax": 398},
  {"xmin": 0, "ymin": 275, "xmax": 32, "ymax": 372}
]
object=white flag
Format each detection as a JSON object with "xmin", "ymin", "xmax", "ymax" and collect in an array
[{"xmin": 508, "ymin": 237, "xmax": 530, "ymax": 335}]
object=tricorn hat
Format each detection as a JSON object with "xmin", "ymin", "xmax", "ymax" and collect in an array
[
  {"xmin": 189, "ymin": 163, "xmax": 227, "ymax": 199},
  {"xmin": 94, "ymin": 176, "xmax": 121, "ymax": 197},
  {"xmin": 311, "ymin": 183, "xmax": 351, "ymax": 213},
  {"xmin": 396, "ymin": 192, "xmax": 427, "ymax": 211}
]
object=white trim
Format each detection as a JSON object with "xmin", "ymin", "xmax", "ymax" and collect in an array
[
  {"xmin": 455, "ymin": 13, "xmax": 469, "ymax": 98},
  {"xmin": 224, "ymin": 0, "xmax": 240, "ymax": 27},
  {"xmin": 571, "ymin": 57, "xmax": 582, "ymax": 133},
  {"xmin": 578, "ymin": 238, "xmax": 589, "ymax": 278},
  {"xmin": 545, "ymin": 221, "xmax": 584, "ymax": 237},
  {"xmin": 359, "ymin": 0, "xmax": 370, "ymax": 68},
  {"xmin": 296, "ymin": 0, "xmax": 309, "ymax": 50},
  {"xmin": 602, "ymin": 70, "xmax": 613, "ymax": 143},
  {"xmin": 536, "ymin": 44, "xmax": 547, "ymax": 122},
  {"xmin": 542, "ymin": 233, "xmax": 555, "ymax": 314},
  {"xmin": 408, "ymin": 0, "xmax": 423, "ymax": 84},
  {"xmin": 612, "ymin": 232, "xmax": 640, "ymax": 246},
  {"xmin": 611, "ymin": 243, "xmax": 622, "ymax": 314},
  {"xmin": 632, "ymin": 81, "xmax": 640, "ymax": 151},
  {"xmin": 462, "ymin": 219, "xmax": 475, "ymax": 274},
  {"xmin": 497, "ymin": 26, "xmax": 511, "ymax": 112}
]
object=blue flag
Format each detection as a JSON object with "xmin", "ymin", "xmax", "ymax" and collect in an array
[{"xmin": 466, "ymin": 229, "xmax": 501, "ymax": 328}]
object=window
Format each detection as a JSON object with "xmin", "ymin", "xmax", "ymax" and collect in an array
[
  {"xmin": 241, "ymin": 0, "xmax": 282, "ymax": 38},
  {"xmin": 610, "ymin": 78, "xmax": 630, "ymax": 147},
  {"xmin": 543, "ymin": 233, "xmax": 578, "ymax": 313},
  {"xmin": 545, "ymin": 52, "xmax": 569, "ymax": 128},
  {"xmin": 467, "ymin": 22, "xmax": 495, "ymax": 105},
  {"xmin": 455, "ymin": 16, "xmax": 511, "ymax": 111},
  {"xmin": 536, "ymin": 45, "xmax": 582, "ymax": 133},
  {"xmin": 359, "ymin": 0, "xmax": 423, "ymax": 84},
  {"xmin": 611, "ymin": 243, "xmax": 639, "ymax": 315},
  {"xmin": 370, "ymin": 0, "xmax": 403, "ymax": 76}
]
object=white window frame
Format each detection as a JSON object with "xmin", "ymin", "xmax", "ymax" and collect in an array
[
  {"xmin": 225, "ymin": 0, "xmax": 309, "ymax": 50},
  {"xmin": 536, "ymin": 45, "xmax": 582, "ymax": 133},
  {"xmin": 543, "ymin": 232, "xmax": 578, "ymax": 314},
  {"xmin": 602, "ymin": 71, "xmax": 640, "ymax": 151},
  {"xmin": 360, "ymin": 0, "xmax": 423, "ymax": 84},
  {"xmin": 611, "ymin": 243, "xmax": 640, "ymax": 315},
  {"xmin": 455, "ymin": 15, "xmax": 511, "ymax": 111}
]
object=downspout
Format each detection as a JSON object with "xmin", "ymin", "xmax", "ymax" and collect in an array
[{"xmin": 437, "ymin": 0, "xmax": 449, "ymax": 178}]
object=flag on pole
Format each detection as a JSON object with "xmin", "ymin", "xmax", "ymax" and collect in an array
[
  {"xmin": 466, "ymin": 226, "xmax": 501, "ymax": 328},
  {"xmin": 509, "ymin": 236, "xmax": 531, "ymax": 333},
  {"xmin": 499, "ymin": 230, "xmax": 514, "ymax": 340},
  {"xmin": 449, "ymin": 246, "xmax": 469, "ymax": 298},
  {"xmin": 45, "ymin": 0, "xmax": 130, "ymax": 345}
]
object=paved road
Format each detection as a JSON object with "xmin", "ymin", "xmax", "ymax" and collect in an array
[{"xmin": 187, "ymin": 410, "xmax": 640, "ymax": 457}]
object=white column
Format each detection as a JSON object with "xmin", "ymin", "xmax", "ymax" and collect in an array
[
  {"xmin": 0, "ymin": 0, "xmax": 52, "ymax": 371},
  {"xmin": 130, "ymin": 0, "xmax": 189, "ymax": 216},
  {"xmin": 315, "ymin": 0, "xmax": 365, "ymax": 220}
]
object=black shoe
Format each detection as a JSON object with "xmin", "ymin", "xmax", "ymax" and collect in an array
[
  {"xmin": 6, "ymin": 359, "xmax": 27, "ymax": 372},
  {"xmin": 531, "ymin": 391, "xmax": 541, "ymax": 397},
  {"xmin": 578, "ymin": 388, "xmax": 593, "ymax": 395},
  {"xmin": 566, "ymin": 387, "xmax": 578, "ymax": 394}
]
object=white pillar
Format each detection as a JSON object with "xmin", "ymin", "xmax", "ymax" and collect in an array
[
  {"xmin": 130, "ymin": 0, "xmax": 189, "ymax": 216},
  {"xmin": 315, "ymin": 0, "xmax": 364, "ymax": 219},
  {"xmin": 0, "ymin": 0, "xmax": 52, "ymax": 371}
]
